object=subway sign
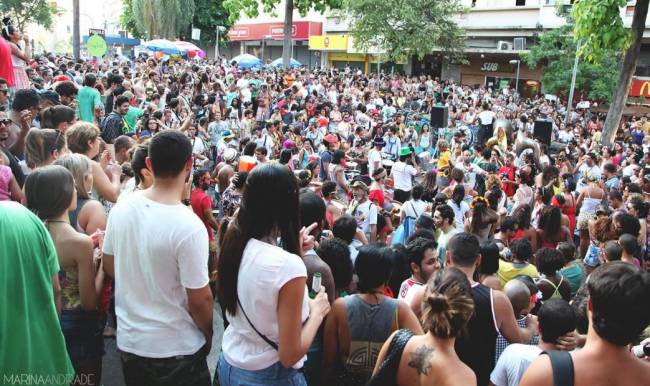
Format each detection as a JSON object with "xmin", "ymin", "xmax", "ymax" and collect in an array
[{"xmin": 629, "ymin": 77, "xmax": 650, "ymax": 97}]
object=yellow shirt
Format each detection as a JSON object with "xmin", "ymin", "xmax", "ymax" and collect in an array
[
  {"xmin": 497, "ymin": 259, "xmax": 539, "ymax": 287},
  {"xmin": 437, "ymin": 150, "xmax": 451, "ymax": 177}
]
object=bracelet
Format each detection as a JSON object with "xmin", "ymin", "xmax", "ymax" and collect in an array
[{"xmin": 181, "ymin": 199, "xmax": 191, "ymax": 206}]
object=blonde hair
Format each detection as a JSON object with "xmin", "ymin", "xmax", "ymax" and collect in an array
[
  {"xmin": 25, "ymin": 128, "xmax": 66, "ymax": 169},
  {"xmin": 421, "ymin": 267, "xmax": 474, "ymax": 338},
  {"xmin": 66, "ymin": 121, "xmax": 100, "ymax": 154},
  {"xmin": 54, "ymin": 153, "xmax": 92, "ymax": 199}
]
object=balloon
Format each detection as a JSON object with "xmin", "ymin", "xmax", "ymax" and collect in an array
[
  {"xmin": 87, "ymin": 35, "xmax": 107, "ymax": 57},
  {"xmin": 198, "ymin": 50, "xmax": 206, "ymax": 58},
  {"xmin": 188, "ymin": 50, "xmax": 197, "ymax": 58},
  {"xmin": 154, "ymin": 51, "xmax": 164, "ymax": 59}
]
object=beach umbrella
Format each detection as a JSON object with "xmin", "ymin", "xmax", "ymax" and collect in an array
[
  {"xmin": 143, "ymin": 39, "xmax": 183, "ymax": 55},
  {"xmin": 231, "ymin": 54, "xmax": 262, "ymax": 68},
  {"xmin": 270, "ymin": 57, "xmax": 302, "ymax": 68}
]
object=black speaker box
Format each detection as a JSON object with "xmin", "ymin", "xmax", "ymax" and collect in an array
[
  {"xmin": 534, "ymin": 120, "xmax": 553, "ymax": 146},
  {"xmin": 430, "ymin": 106, "xmax": 449, "ymax": 128}
]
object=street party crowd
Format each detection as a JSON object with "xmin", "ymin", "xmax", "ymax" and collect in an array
[{"xmin": 1, "ymin": 17, "xmax": 650, "ymax": 386}]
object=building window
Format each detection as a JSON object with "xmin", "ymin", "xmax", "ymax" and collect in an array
[
  {"xmin": 516, "ymin": 0, "xmax": 526, "ymax": 6},
  {"xmin": 626, "ymin": 5, "xmax": 636, "ymax": 16}
]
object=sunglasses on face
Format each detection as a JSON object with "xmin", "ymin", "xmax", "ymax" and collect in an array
[
  {"xmin": 0, "ymin": 118, "xmax": 12, "ymax": 125},
  {"xmin": 0, "ymin": 89, "xmax": 8, "ymax": 95}
]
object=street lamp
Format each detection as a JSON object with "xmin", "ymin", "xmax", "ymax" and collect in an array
[
  {"xmin": 509, "ymin": 59, "xmax": 520, "ymax": 98},
  {"xmin": 215, "ymin": 26, "xmax": 226, "ymax": 61}
]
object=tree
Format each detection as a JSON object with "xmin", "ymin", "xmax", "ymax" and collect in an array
[
  {"xmin": 344, "ymin": 0, "xmax": 466, "ymax": 62},
  {"xmin": 223, "ymin": 0, "xmax": 343, "ymax": 68},
  {"xmin": 0, "ymin": 0, "xmax": 59, "ymax": 30},
  {"xmin": 183, "ymin": 0, "xmax": 232, "ymax": 46},
  {"xmin": 126, "ymin": 0, "xmax": 196, "ymax": 39},
  {"xmin": 573, "ymin": 0, "xmax": 650, "ymax": 145},
  {"xmin": 119, "ymin": 0, "xmax": 144, "ymax": 39},
  {"xmin": 523, "ymin": 25, "xmax": 619, "ymax": 102}
]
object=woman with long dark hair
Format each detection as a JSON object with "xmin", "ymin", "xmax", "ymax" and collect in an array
[
  {"xmin": 537, "ymin": 206, "xmax": 572, "ymax": 249},
  {"xmin": 447, "ymin": 184, "xmax": 470, "ymax": 230},
  {"xmin": 217, "ymin": 164, "xmax": 331, "ymax": 386}
]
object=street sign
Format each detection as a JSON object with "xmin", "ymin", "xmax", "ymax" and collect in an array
[
  {"xmin": 192, "ymin": 28, "xmax": 201, "ymax": 40},
  {"xmin": 87, "ymin": 34, "xmax": 107, "ymax": 57}
]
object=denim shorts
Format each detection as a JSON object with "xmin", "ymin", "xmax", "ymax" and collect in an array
[
  {"xmin": 216, "ymin": 353, "xmax": 307, "ymax": 386},
  {"xmin": 60, "ymin": 309, "xmax": 104, "ymax": 365}
]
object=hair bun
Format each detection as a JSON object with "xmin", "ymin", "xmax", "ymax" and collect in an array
[{"xmin": 427, "ymin": 293, "xmax": 450, "ymax": 313}]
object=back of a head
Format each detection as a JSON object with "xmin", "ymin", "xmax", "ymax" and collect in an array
[
  {"xmin": 53, "ymin": 153, "xmax": 91, "ymax": 199},
  {"xmin": 511, "ymin": 238, "xmax": 533, "ymax": 262},
  {"xmin": 557, "ymin": 241, "xmax": 576, "ymax": 264},
  {"xmin": 25, "ymin": 165, "xmax": 74, "ymax": 220},
  {"xmin": 322, "ymin": 180, "xmax": 337, "ymax": 197},
  {"xmin": 587, "ymin": 262, "xmax": 650, "ymax": 346},
  {"xmin": 299, "ymin": 190, "xmax": 326, "ymax": 229},
  {"xmin": 479, "ymin": 241, "xmax": 500, "ymax": 275},
  {"xmin": 316, "ymin": 237, "xmax": 353, "ymax": 290},
  {"xmin": 421, "ymin": 267, "xmax": 474, "ymax": 337},
  {"xmin": 130, "ymin": 144, "xmax": 149, "ymax": 185},
  {"xmin": 12, "ymin": 89, "xmax": 40, "ymax": 111},
  {"xmin": 412, "ymin": 184, "xmax": 424, "ymax": 200},
  {"xmin": 535, "ymin": 247, "xmax": 565, "ymax": 275},
  {"xmin": 66, "ymin": 121, "xmax": 100, "ymax": 154},
  {"xmin": 40, "ymin": 105, "xmax": 75, "ymax": 129},
  {"xmin": 84, "ymin": 73, "xmax": 97, "ymax": 87},
  {"xmin": 603, "ymin": 240, "xmax": 623, "ymax": 262},
  {"xmin": 114, "ymin": 135, "xmax": 134, "ymax": 155},
  {"xmin": 355, "ymin": 244, "xmax": 393, "ymax": 293},
  {"xmin": 333, "ymin": 214, "xmax": 357, "ymax": 244},
  {"xmin": 503, "ymin": 279, "xmax": 531, "ymax": 317},
  {"xmin": 618, "ymin": 233, "xmax": 638, "ymax": 255},
  {"xmin": 148, "ymin": 130, "xmax": 192, "ymax": 178},
  {"xmin": 537, "ymin": 299, "xmax": 577, "ymax": 344},
  {"xmin": 447, "ymin": 232, "xmax": 480, "ymax": 268}
]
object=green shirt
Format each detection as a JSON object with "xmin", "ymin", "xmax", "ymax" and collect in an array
[
  {"xmin": 560, "ymin": 261, "xmax": 585, "ymax": 297},
  {"xmin": 498, "ymin": 259, "xmax": 539, "ymax": 287},
  {"xmin": 124, "ymin": 106, "xmax": 144, "ymax": 134},
  {"xmin": 0, "ymin": 202, "xmax": 74, "ymax": 384},
  {"xmin": 77, "ymin": 86, "xmax": 102, "ymax": 123}
]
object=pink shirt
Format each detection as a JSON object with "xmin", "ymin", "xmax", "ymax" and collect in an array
[
  {"xmin": 0, "ymin": 37, "xmax": 15, "ymax": 87},
  {"xmin": 0, "ymin": 165, "xmax": 12, "ymax": 200}
]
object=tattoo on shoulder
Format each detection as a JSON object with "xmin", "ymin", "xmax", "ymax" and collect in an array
[{"xmin": 408, "ymin": 345, "xmax": 434, "ymax": 376}]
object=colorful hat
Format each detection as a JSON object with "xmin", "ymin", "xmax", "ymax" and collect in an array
[
  {"xmin": 222, "ymin": 130, "xmax": 235, "ymax": 139},
  {"xmin": 399, "ymin": 147, "xmax": 412, "ymax": 157}
]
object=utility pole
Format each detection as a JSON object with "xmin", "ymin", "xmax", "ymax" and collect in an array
[
  {"xmin": 565, "ymin": 40, "xmax": 581, "ymax": 126},
  {"xmin": 73, "ymin": 0, "xmax": 80, "ymax": 59}
]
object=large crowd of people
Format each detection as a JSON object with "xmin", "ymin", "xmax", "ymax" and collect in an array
[{"xmin": 1, "ymin": 17, "xmax": 650, "ymax": 386}]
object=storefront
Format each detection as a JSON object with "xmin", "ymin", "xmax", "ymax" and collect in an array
[
  {"xmin": 459, "ymin": 55, "xmax": 542, "ymax": 98},
  {"xmin": 227, "ymin": 21, "xmax": 322, "ymax": 67}
]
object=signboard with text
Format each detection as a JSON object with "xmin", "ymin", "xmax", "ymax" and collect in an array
[{"xmin": 227, "ymin": 21, "xmax": 322, "ymax": 41}]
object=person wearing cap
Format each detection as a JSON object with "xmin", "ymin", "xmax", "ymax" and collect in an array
[
  {"xmin": 319, "ymin": 133, "xmax": 339, "ymax": 181},
  {"xmin": 391, "ymin": 146, "xmax": 420, "ymax": 203},
  {"xmin": 347, "ymin": 180, "xmax": 378, "ymax": 243},
  {"xmin": 216, "ymin": 129, "xmax": 236, "ymax": 161}
]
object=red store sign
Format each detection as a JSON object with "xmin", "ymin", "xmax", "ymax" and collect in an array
[{"xmin": 227, "ymin": 21, "xmax": 322, "ymax": 41}]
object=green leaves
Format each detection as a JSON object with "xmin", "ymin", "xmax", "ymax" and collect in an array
[
  {"xmin": 572, "ymin": 0, "xmax": 632, "ymax": 62},
  {"xmin": 344, "ymin": 0, "xmax": 466, "ymax": 62},
  {"xmin": 186, "ymin": 0, "xmax": 232, "ymax": 44},
  {"xmin": 0, "ymin": 0, "xmax": 59, "ymax": 30},
  {"xmin": 223, "ymin": 0, "xmax": 343, "ymax": 23},
  {"xmin": 522, "ymin": 24, "xmax": 619, "ymax": 102},
  {"xmin": 125, "ymin": 0, "xmax": 196, "ymax": 39}
]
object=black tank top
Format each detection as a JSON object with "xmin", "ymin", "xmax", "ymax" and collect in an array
[{"xmin": 455, "ymin": 283, "xmax": 498, "ymax": 386}]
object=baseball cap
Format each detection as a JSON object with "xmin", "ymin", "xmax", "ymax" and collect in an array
[{"xmin": 350, "ymin": 180, "xmax": 369, "ymax": 191}]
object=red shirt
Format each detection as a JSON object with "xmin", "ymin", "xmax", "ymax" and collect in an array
[
  {"xmin": 0, "ymin": 37, "xmax": 15, "ymax": 87},
  {"xmin": 499, "ymin": 165, "xmax": 517, "ymax": 197},
  {"xmin": 190, "ymin": 188, "xmax": 214, "ymax": 240}
]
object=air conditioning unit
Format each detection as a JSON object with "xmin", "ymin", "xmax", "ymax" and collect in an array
[
  {"xmin": 514, "ymin": 37, "xmax": 526, "ymax": 50},
  {"xmin": 497, "ymin": 41, "xmax": 513, "ymax": 51}
]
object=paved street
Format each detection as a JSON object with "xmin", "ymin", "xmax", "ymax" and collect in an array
[{"xmin": 101, "ymin": 302, "xmax": 225, "ymax": 386}]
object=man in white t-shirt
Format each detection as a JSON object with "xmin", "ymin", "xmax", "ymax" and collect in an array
[
  {"xmin": 368, "ymin": 137, "xmax": 385, "ymax": 177},
  {"xmin": 347, "ymin": 181, "xmax": 378, "ymax": 243},
  {"xmin": 391, "ymin": 146, "xmax": 420, "ymax": 203},
  {"xmin": 103, "ymin": 131, "xmax": 213, "ymax": 386},
  {"xmin": 477, "ymin": 102, "xmax": 495, "ymax": 146},
  {"xmin": 491, "ymin": 299, "xmax": 577, "ymax": 386}
]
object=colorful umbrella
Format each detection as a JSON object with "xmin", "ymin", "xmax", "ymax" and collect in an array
[
  {"xmin": 174, "ymin": 40, "xmax": 201, "ymax": 53},
  {"xmin": 143, "ymin": 39, "xmax": 183, "ymax": 55},
  {"xmin": 270, "ymin": 57, "xmax": 302, "ymax": 68},
  {"xmin": 231, "ymin": 54, "xmax": 262, "ymax": 68}
]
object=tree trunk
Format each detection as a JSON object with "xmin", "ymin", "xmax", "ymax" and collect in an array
[
  {"xmin": 282, "ymin": 0, "xmax": 294, "ymax": 69},
  {"xmin": 72, "ymin": 0, "xmax": 80, "ymax": 59},
  {"xmin": 601, "ymin": 0, "xmax": 650, "ymax": 146}
]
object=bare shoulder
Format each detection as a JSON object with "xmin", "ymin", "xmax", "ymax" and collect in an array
[{"xmin": 519, "ymin": 354, "xmax": 553, "ymax": 386}]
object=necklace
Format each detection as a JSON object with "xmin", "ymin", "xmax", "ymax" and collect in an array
[{"xmin": 45, "ymin": 219, "xmax": 70, "ymax": 224}]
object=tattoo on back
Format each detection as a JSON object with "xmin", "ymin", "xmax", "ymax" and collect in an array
[{"xmin": 408, "ymin": 345, "xmax": 434, "ymax": 375}]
